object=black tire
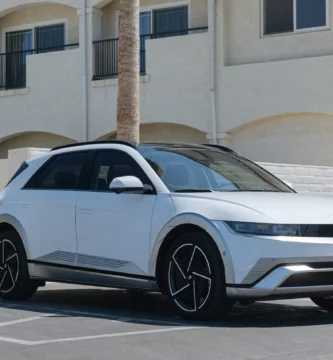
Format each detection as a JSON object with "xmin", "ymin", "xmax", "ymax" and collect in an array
[
  {"xmin": 163, "ymin": 231, "xmax": 234, "ymax": 321},
  {"xmin": 311, "ymin": 297, "xmax": 333, "ymax": 312},
  {"xmin": 0, "ymin": 230, "xmax": 38, "ymax": 301}
]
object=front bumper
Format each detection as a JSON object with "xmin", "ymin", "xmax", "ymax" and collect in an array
[
  {"xmin": 214, "ymin": 221, "xmax": 333, "ymax": 300},
  {"xmin": 227, "ymin": 264, "xmax": 333, "ymax": 300}
]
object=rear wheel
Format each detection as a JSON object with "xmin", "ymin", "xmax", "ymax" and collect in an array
[
  {"xmin": 0, "ymin": 230, "xmax": 38, "ymax": 300},
  {"xmin": 310, "ymin": 296, "xmax": 333, "ymax": 312},
  {"xmin": 163, "ymin": 231, "xmax": 234, "ymax": 320}
]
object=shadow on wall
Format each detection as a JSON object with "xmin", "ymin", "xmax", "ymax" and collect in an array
[
  {"xmin": 230, "ymin": 113, "xmax": 333, "ymax": 167},
  {"xmin": 99, "ymin": 123, "xmax": 208, "ymax": 144}
]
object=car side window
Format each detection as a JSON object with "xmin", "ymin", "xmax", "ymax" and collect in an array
[
  {"xmin": 32, "ymin": 152, "xmax": 89, "ymax": 190},
  {"xmin": 90, "ymin": 150, "xmax": 151, "ymax": 191}
]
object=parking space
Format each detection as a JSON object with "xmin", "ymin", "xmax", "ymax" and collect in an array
[{"xmin": 2, "ymin": 284, "xmax": 333, "ymax": 359}]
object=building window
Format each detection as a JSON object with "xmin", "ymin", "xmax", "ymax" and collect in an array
[
  {"xmin": 118, "ymin": 5, "xmax": 189, "ymax": 37},
  {"xmin": 262, "ymin": 0, "xmax": 329, "ymax": 36},
  {"xmin": 5, "ymin": 23, "xmax": 65, "ymax": 53}
]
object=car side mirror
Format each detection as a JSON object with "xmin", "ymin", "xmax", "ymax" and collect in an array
[
  {"xmin": 283, "ymin": 180, "xmax": 293, "ymax": 189},
  {"xmin": 109, "ymin": 176, "xmax": 149, "ymax": 194}
]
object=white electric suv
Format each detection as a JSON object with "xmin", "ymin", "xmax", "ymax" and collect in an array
[{"xmin": 1, "ymin": 141, "xmax": 333, "ymax": 320}]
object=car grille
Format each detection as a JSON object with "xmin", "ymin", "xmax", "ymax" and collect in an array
[
  {"xmin": 295, "ymin": 225, "xmax": 333, "ymax": 237},
  {"xmin": 280, "ymin": 271, "xmax": 333, "ymax": 288}
]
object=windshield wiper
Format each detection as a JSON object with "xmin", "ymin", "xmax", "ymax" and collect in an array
[{"xmin": 174, "ymin": 189, "xmax": 214, "ymax": 193}]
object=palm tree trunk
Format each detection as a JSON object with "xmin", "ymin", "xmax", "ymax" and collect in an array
[{"xmin": 117, "ymin": 0, "xmax": 140, "ymax": 145}]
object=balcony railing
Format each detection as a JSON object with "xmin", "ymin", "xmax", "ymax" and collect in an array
[
  {"xmin": 93, "ymin": 27, "xmax": 208, "ymax": 80},
  {"xmin": 0, "ymin": 43, "xmax": 79, "ymax": 91}
]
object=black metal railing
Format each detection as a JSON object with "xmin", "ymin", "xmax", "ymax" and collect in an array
[
  {"xmin": 93, "ymin": 27, "xmax": 208, "ymax": 80},
  {"xmin": 0, "ymin": 43, "xmax": 79, "ymax": 91}
]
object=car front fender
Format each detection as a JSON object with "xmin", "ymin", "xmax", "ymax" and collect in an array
[
  {"xmin": 149, "ymin": 213, "xmax": 235, "ymax": 284},
  {"xmin": 0, "ymin": 214, "xmax": 31, "ymax": 259}
]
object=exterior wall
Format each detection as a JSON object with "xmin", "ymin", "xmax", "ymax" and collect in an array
[
  {"xmin": 101, "ymin": 0, "xmax": 208, "ymax": 39},
  {"xmin": 107, "ymin": 123, "xmax": 207, "ymax": 142},
  {"xmin": 259, "ymin": 162, "xmax": 333, "ymax": 196},
  {"xmin": 89, "ymin": 32, "xmax": 210, "ymax": 140},
  {"xmin": 220, "ymin": 54, "xmax": 333, "ymax": 137},
  {"xmin": 231, "ymin": 113, "xmax": 333, "ymax": 167},
  {"xmin": 224, "ymin": 0, "xmax": 333, "ymax": 65},
  {"xmin": 0, "ymin": 48, "xmax": 82, "ymax": 142},
  {"xmin": 0, "ymin": 3, "xmax": 79, "ymax": 49}
]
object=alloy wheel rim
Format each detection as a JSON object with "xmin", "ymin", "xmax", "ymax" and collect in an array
[
  {"xmin": 168, "ymin": 243, "xmax": 212, "ymax": 313},
  {"xmin": 0, "ymin": 239, "xmax": 19, "ymax": 293}
]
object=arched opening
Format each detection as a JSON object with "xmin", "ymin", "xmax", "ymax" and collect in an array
[
  {"xmin": 101, "ymin": 123, "xmax": 207, "ymax": 144},
  {"xmin": 0, "ymin": 132, "xmax": 75, "ymax": 158},
  {"xmin": 230, "ymin": 113, "xmax": 333, "ymax": 166},
  {"xmin": 0, "ymin": 2, "xmax": 79, "ymax": 53}
]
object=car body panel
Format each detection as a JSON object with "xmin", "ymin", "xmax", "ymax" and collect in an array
[{"xmin": 170, "ymin": 192, "xmax": 333, "ymax": 224}]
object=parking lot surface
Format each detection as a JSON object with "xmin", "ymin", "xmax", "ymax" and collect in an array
[{"xmin": 1, "ymin": 283, "xmax": 333, "ymax": 359}]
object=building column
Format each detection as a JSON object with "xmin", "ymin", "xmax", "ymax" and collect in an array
[
  {"xmin": 78, "ymin": 7, "xmax": 103, "ymax": 80},
  {"xmin": 78, "ymin": 6, "xmax": 103, "ymax": 141}
]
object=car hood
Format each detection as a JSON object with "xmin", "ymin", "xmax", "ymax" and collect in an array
[{"xmin": 170, "ymin": 192, "xmax": 333, "ymax": 224}]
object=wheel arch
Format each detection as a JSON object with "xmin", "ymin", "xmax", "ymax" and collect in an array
[
  {"xmin": 0, "ymin": 214, "xmax": 31, "ymax": 259},
  {"xmin": 150, "ymin": 213, "xmax": 235, "ymax": 292}
]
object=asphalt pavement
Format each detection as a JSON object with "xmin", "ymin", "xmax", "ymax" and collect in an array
[{"xmin": 1, "ymin": 283, "xmax": 333, "ymax": 360}]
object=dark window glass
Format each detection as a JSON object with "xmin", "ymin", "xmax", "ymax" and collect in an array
[
  {"xmin": 34, "ymin": 152, "xmax": 88, "ymax": 190},
  {"xmin": 35, "ymin": 24, "xmax": 65, "ymax": 53},
  {"xmin": 296, "ymin": 0, "xmax": 326, "ymax": 29},
  {"xmin": 154, "ymin": 6, "xmax": 188, "ymax": 38},
  {"xmin": 5, "ymin": 29, "xmax": 33, "ymax": 89},
  {"xmin": 264, "ymin": 0, "xmax": 294, "ymax": 35},
  {"xmin": 142, "ymin": 148, "xmax": 292, "ymax": 193},
  {"xmin": 90, "ymin": 151, "xmax": 151, "ymax": 191}
]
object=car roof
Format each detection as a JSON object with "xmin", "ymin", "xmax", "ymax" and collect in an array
[{"xmin": 50, "ymin": 141, "xmax": 237, "ymax": 155}]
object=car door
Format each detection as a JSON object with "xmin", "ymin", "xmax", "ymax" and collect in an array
[
  {"xmin": 14, "ymin": 151, "xmax": 91, "ymax": 280},
  {"xmin": 75, "ymin": 149, "xmax": 157, "ymax": 284}
]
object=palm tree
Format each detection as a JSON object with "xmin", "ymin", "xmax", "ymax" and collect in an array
[{"xmin": 116, "ymin": 0, "xmax": 140, "ymax": 145}]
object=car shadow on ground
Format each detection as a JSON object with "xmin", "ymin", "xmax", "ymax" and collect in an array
[{"xmin": 0, "ymin": 287, "xmax": 333, "ymax": 329}]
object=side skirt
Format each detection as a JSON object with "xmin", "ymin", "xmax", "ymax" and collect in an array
[{"xmin": 28, "ymin": 261, "xmax": 159, "ymax": 292}]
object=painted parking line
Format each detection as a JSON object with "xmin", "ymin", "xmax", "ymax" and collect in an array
[
  {"xmin": 0, "ymin": 325, "xmax": 206, "ymax": 346},
  {"xmin": 0, "ymin": 313, "xmax": 57, "ymax": 328}
]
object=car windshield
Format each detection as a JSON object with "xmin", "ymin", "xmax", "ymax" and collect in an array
[{"xmin": 141, "ymin": 147, "xmax": 293, "ymax": 193}]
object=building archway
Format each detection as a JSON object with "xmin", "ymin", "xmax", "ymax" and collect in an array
[
  {"xmin": 0, "ymin": 2, "xmax": 80, "ymax": 49},
  {"xmin": 100, "ymin": 123, "xmax": 207, "ymax": 144},
  {"xmin": 230, "ymin": 112, "xmax": 333, "ymax": 166},
  {"xmin": 0, "ymin": 132, "xmax": 75, "ymax": 158}
]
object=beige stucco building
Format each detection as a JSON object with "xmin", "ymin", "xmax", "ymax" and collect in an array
[{"xmin": 0, "ymin": 0, "xmax": 332, "ymax": 166}]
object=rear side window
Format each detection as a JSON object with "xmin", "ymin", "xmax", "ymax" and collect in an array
[
  {"xmin": 6, "ymin": 161, "xmax": 29, "ymax": 187},
  {"xmin": 29, "ymin": 152, "xmax": 88, "ymax": 190}
]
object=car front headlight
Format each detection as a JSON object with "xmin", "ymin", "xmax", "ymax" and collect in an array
[{"xmin": 225, "ymin": 222, "xmax": 300, "ymax": 236}]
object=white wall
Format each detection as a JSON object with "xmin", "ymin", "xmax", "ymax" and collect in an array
[
  {"xmin": 0, "ymin": 48, "xmax": 82, "ymax": 142},
  {"xmin": 223, "ymin": 0, "xmax": 333, "ymax": 66},
  {"xmin": 259, "ymin": 162, "xmax": 333, "ymax": 196},
  {"xmin": 231, "ymin": 113, "xmax": 333, "ymax": 167},
  {"xmin": 89, "ymin": 32, "xmax": 211, "ymax": 140},
  {"xmin": 221, "ymin": 55, "xmax": 333, "ymax": 133}
]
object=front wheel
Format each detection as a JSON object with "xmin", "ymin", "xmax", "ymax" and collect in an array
[
  {"xmin": 0, "ymin": 230, "xmax": 39, "ymax": 301},
  {"xmin": 311, "ymin": 296, "xmax": 333, "ymax": 312},
  {"xmin": 163, "ymin": 231, "xmax": 234, "ymax": 320}
]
